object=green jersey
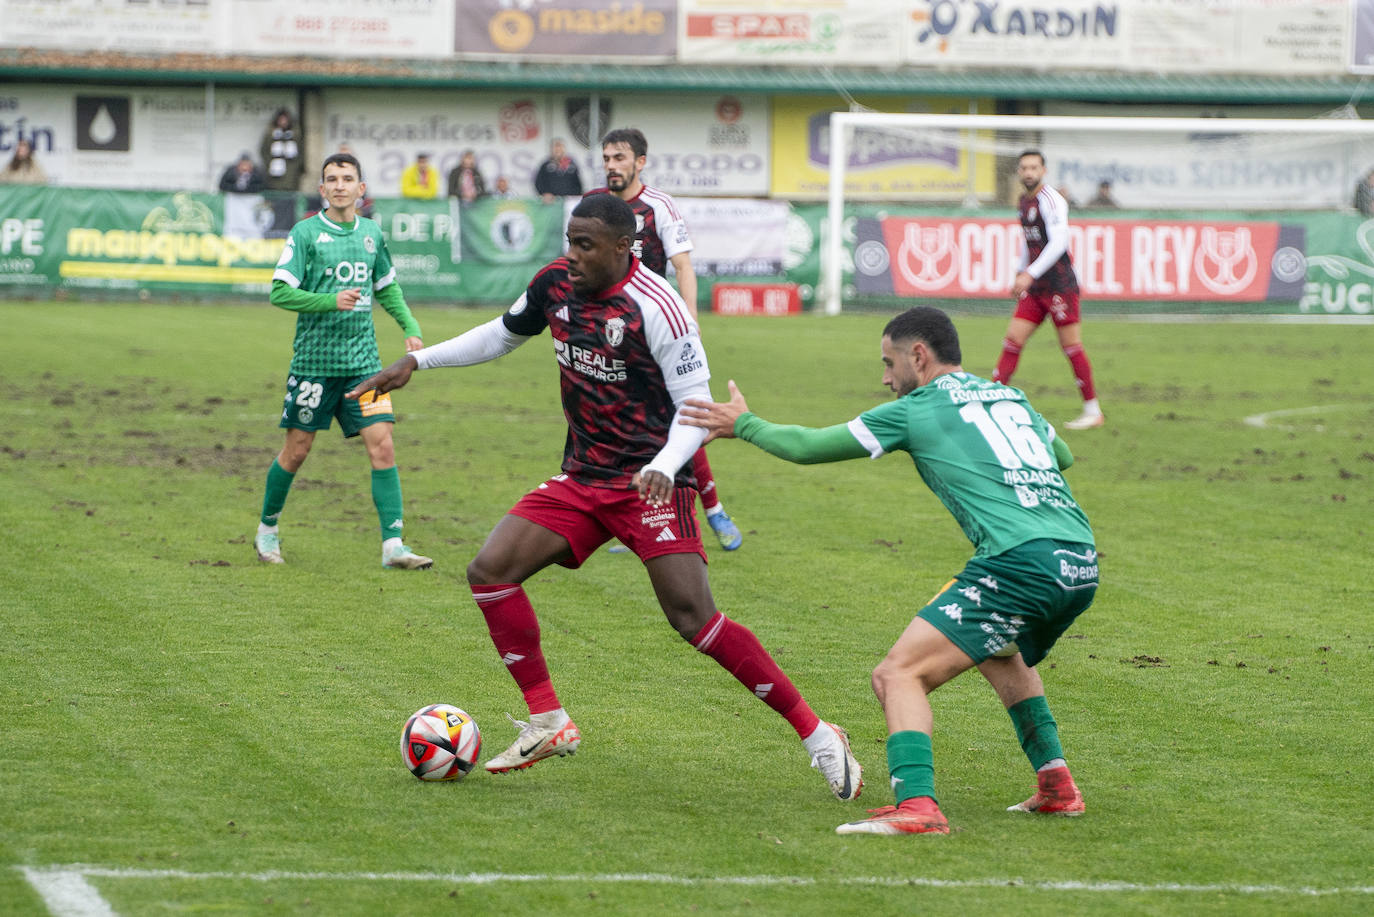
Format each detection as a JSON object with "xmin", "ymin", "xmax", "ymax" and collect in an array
[
  {"xmin": 272, "ymin": 211, "xmax": 414, "ymax": 376},
  {"xmin": 847, "ymin": 372, "xmax": 1093, "ymax": 557}
]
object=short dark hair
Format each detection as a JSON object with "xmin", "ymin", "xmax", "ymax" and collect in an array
[
  {"xmin": 601, "ymin": 128, "xmax": 647, "ymax": 159},
  {"xmin": 883, "ymin": 307, "xmax": 962, "ymax": 365},
  {"xmin": 321, "ymin": 152, "xmax": 362, "ymax": 181},
  {"xmin": 1019, "ymin": 149, "xmax": 1045, "ymax": 166},
  {"xmin": 571, "ymin": 192, "xmax": 635, "ymax": 239}
]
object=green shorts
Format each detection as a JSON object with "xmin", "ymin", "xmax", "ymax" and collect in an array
[
  {"xmin": 278, "ymin": 373, "xmax": 394, "ymax": 438},
  {"xmin": 916, "ymin": 539, "xmax": 1099, "ymax": 667}
]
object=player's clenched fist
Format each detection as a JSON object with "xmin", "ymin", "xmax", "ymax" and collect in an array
[{"xmin": 336, "ymin": 287, "xmax": 362, "ymax": 310}]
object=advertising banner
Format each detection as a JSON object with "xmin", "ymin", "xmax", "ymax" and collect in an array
[
  {"xmin": 711, "ymin": 283, "xmax": 801, "ymax": 315},
  {"xmin": 1130, "ymin": 0, "xmax": 1346, "ymax": 75},
  {"xmin": 4, "ymin": 187, "xmax": 286, "ymax": 295},
  {"xmin": 0, "ymin": 0, "xmax": 225, "ymax": 53},
  {"xmin": 680, "ymin": 0, "xmax": 900, "ymax": 65},
  {"xmin": 901, "ymin": 0, "xmax": 1347, "ymax": 75},
  {"xmin": 770, "ymin": 95, "xmax": 997, "ymax": 200},
  {"xmin": 1041, "ymin": 102, "xmax": 1370, "ymax": 210},
  {"xmin": 373, "ymin": 196, "xmax": 567, "ymax": 303},
  {"xmin": 323, "ymin": 88, "xmax": 769, "ymax": 198},
  {"xmin": 454, "ymin": 0, "xmax": 677, "ymax": 59},
  {"xmin": 850, "ymin": 214, "xmax": 1307, "ymax": 303},
  {"xmin": 0, "ymin": 0, "xmax": 1352, "ymax": 76},
  {"xmin": 4, "ymin": 187, "xmax": 1373, "ymax": 315},
  {"xmin": 1354, "ymin": 0, "xmax": 1374, "ymax": 73},
  {"xmin": 676, "ymin": 197, "xmax": 789, "ymax": 276},
  {"xmin": 229, "ymin": 0, "xmax": 455, "ymax": 58},
  {"xmin": 0, "ymin": 82, "xmax": 298, "ymax": 192}
]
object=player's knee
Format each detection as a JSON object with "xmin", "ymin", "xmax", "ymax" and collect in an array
[
  {"xmin": 872, "ymin": 654, "xmax": 937, "ymax": 702},
  {"xmin": 366, "ymin": 440, "xmax": 396, "ymax": 467},
  {"xmin": 279, "ymin": 444, "xmax": 310, "ymax": 470},
  {"xmin": 871, "ymin": 657, "xmax": 907, "ymax": 703},
  {"xmin": 665, "ymin": 604, "xmax": 712, "ymax": 642},
  {"xmin": 465, "ymin": 553, "xmax": 504, "ymax": 587}
]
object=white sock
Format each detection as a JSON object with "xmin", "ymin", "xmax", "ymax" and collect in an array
[
  {"xmin": 382, "ymin": 536, "xmax": 403, "ymax": 555},
  {"xmin": 705, "ymin": 504, "xmax": 725, "ymax": 518},
  {"xmin": 801, "ymin": 722, "xmax": 836, "ymax": 755},
  {"xmin": 530, "ymin": 708, "xmax": 569, "ymax": 728},
  {"xmin": 1081, "ymin": 398, "xmax": 1101, "ymax": 416},
  {"xmin": 1038, "ymin": 757, "xmax": 1067, "ymax": 773},
  {"xmin": 257, "ymin": 523, "xmax": 278, "ymax": 536}
]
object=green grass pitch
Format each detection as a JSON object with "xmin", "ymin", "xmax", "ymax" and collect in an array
[{"xmin": 1, "ymin": 301, "xmax": 1371, "ymax": 916}]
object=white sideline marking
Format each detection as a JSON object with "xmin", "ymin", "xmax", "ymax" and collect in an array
[
  {"xmin": 1243, "ymin": 403, "xmax": 1347, "ymax": 432},
  {"xmin": 19, "ymin": 869, "xmax": 117, "ymax": 917},
  {"xmin": 16, "ymin": 865, "xmax": 1374, "ymax": 911}
]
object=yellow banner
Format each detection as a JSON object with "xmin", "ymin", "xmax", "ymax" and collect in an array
[
  {"xmin": 59, "ymin": 261, "xmax": 274, "ymax": 284},
  {"xmin": 770, "ymin": 96, "xmax": 998, "ymax": 200}
]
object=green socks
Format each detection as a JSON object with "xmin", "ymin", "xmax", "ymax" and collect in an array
[
  {"xmin": 1008, "ymin": 695, "xmax": 1065, "ymax": 770},
  {"xmin": 371, "ymin": 466, "xmax": 405, "ymax": 542},
  {"xmin": 260, "ymin": 459, "xmax": 295, "ymax": 526},
  {"xmin": 887, "ymin": 730, "xmax": 936, "ymax": 805},
  {"xmin": 264, "ymin": 461, "xmax": 406, "ymax": 543}
]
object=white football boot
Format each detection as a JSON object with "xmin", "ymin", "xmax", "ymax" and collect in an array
[
  {"xmin": 254, "ymin": 531, "xmax": 284, "ymax": 564},
  {"xmin": 382, "ymin": 543, "xmax": 433, "ymax": 570},
  {"xmin": 485, "ymin": 711, "xmax": 582, "ymax": 773},
  {"xmin": 808, "ymin": 722, "xmax": 864, "ymax": 801}
]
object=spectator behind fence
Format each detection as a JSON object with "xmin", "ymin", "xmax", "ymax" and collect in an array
[
  {"xmin": 402, "ymin": 152, "xmax": 440, "ymax": 200},
  {"xmin": 0, "ymin": 138, "xmax": 47, "ymax": 185},
  {"xmin": 1356, "ymin": 169, "xmax": 1374, "ymax": 217},
  {"xmin": 219, "ymin": 153, "xmax": 266, "ymax": 194},
  {"xmin": 447, "ymin": 150, "xmax": 487, "ymax": 203},
  {"xmin": 1085, "ymin": 180, "xmax": 1118, "ymax": 209},
  {"xmin": 534, "ymin": 138, "xmax": 583, "ymax": 202},
  {"xmin": 260, "ymin": 109, "xmax": 304, "ymax": 192}
]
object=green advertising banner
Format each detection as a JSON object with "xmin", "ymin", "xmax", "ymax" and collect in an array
[
  {"xmin": 0, "ymin": 186, "xmax": 294, "ymax": 295},
  {"xmin": 2, "ymin": 187, "xmax": 1372, "ymax": 316},
  {"xmin": 338, "ymin": 196, "xmax": 568, "ymax": 305}
]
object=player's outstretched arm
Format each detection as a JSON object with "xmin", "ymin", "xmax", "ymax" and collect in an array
[
  {"xmin": 681, "ymin": 379, "xmax": 750, "ymax": 443},
  {"xmin": 683, "ymin": 380, "xmax": 868, "ymax": 464},
  {"xmin": 346, "ymin": 354, "xmax": 418, "ymax": 400}
]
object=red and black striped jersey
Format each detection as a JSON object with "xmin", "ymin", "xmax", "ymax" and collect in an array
[
  {"xmin": 501, "ymin": 258, "xmax": 708, "ymax": 489},
  {"xmin": 1018, "ymin": 186, "xmax": 1079, "ymax": 296}
]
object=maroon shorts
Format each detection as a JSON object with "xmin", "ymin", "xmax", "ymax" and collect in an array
[
  {"xmin": 1014, "ymin": 290, "xmax": 1081, "ymax": 327},
  {"xmin": 508, "ymin": 473, "xmax": 706, "ymax": 568}
]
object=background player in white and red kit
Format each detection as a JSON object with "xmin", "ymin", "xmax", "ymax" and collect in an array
[
  {"xmin": 347, "ymin": 194, "xmax": 861, "ymax": 798},
  {"xmin": 992, "ymin": 150, "xmax": 1105, "ymax": 431},
  {"xmin": 589, "ymin": 127, "xmax": 744, "ymax": 551}
]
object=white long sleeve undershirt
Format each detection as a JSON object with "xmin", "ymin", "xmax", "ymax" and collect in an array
[{"xmin": 411, "ymin": 315, "xmax": 528, "ymax": 369}]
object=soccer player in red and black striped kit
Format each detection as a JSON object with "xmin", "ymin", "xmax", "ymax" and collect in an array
[
  {"xmin": 993, "ymin": 150, "xmax": 1105, "ymax": 430},
  {"xmin": 347, "ymin": 193, "xmax": 861, "ymax": 797},
  {"xmin": 589, "ymin": 127, "xmax": 745, "ymax": 550}
]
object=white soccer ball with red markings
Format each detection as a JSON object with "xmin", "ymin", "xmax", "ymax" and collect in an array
[{"xmin": 401, "ymin": 704, "xmax": 481, "ymax": 781}]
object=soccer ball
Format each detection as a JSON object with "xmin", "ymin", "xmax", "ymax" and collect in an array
[{"xmin": 401, "ymin": 704, "xmax": 481, "ymax": 781}]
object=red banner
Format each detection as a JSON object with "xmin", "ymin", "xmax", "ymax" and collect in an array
[
  {"xmin": 853, "ymin": 216, "xmax": 1306, "ymax": 302},
  {"xmin": 712, "ymin": 282, "xmax": 801, "ymax": 315}
]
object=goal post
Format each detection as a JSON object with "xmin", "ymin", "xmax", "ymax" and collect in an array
[{"xmin": 822, "ymin": 112, "xmax": 1374, "ymax": 316}]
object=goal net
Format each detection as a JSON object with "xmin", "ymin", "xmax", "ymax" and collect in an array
[{"xmin": 821, "ymin": 111, "xmax": 1374, "ymax": 317}]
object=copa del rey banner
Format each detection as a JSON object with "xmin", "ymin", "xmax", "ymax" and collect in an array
[{"xmin": 853, "ymin": 216, "xmax": 1308, "ymax": 302}]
